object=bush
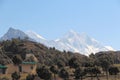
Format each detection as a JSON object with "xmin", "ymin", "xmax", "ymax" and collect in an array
[
  {"xmin": 109, "ymin": 66, "xmax": 119, "ymax": 75},
  {"xmin": 59, "ymin": 68, "xmax": 69, "ymax": 80},
  {"xmin": 26, "ymin": 74, "xmax": 35, "ymax": 80},
  {"xmin": 36, "ymin": 66, "xmax": 52, "ymax": 80},
  {"xmin": 11, "ymin": 71, "xmax": 21, "ymax": 80}
]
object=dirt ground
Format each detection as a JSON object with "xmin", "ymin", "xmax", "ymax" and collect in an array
[{"xmin": 0, "ymin": 74, "xmax": 120, "ymax": 80}]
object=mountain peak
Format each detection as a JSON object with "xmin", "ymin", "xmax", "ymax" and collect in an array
[
  {"xmin": 64, "ymin": 30, "xmax": 91, "ymax": 42},
  {"xmin": 63, "ymin": 30, "xmax": 79, "ymax": 39},
  {"xmin": 8, "ymin": 27, "xmax": 16, "ymax": 32},
  {"xmin": 69, "ymin": 29, "xmax": 77, "ymax": 33},
  {"xmin": 7, "ymin": 27, "xmax": 23, "ymax": 34},
  {"xmin": 0, "ymin": 27, "xmax": 29, "ymax": 41},
  {"xmin": 68, "ymin": 30, "xmax": 79, "ymax": 35},
  {"xmin": 67, "ymin": 30, "xmax": 89, "ymax": 38},
  {"xmin": 9, "ymin": 27, "xmax": 14, "ymax": 30}
]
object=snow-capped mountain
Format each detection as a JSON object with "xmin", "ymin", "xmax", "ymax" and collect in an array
[
  {"xmin": 25, "ymin": 31, "xmax": 57, "ymax": 48},
  {"xmin": 51, "ymin": 30, "xmax": 114, "ymax": 55},
  {"xmin": 0, "ymin": 28, "xmax": 114, "ymax": 55},
  {"xmin": 26, "ymin": 30, "xmax": 114, "ymax": 55},
  {"xmin": 0, "ymin": 28, "xmax": 28, "ymax": 40},
  {"xmin": 26, "ymin": 31, "xmax": 46, "ymax": 43},
  {"xmin": 0, "ymin": 27, "xmax": 33, "ymax": 41}
]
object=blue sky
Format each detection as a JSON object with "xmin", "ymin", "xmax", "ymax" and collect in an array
[{"xmin": 0, "ymin": 0, "xmax": 120, "ymax": 50}]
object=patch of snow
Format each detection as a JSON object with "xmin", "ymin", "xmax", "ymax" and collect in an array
[
  {"xmin": 105, "ymin": 46, "xmax": 115, "ymax": 51},
  {"xmin": 26, "ymin": 31, "xmax": 46, "ymax": 40}
]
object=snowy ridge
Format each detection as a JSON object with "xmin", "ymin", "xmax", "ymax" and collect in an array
[
  {"xmin": 0, "ymin": 28, "xmax": 114, "ymax": 56},
  {"xmin": 26, "ymin": 31, "xmax": 46, "ymax": 40}
]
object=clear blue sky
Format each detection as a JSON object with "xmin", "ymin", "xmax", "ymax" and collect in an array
[{"xmin": 0, "ymin": 0, "xmax": 120, "ymax": 50}]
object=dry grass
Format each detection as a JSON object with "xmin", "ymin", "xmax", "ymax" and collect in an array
[
  {"xmin": 0, "ymin": 73, "xmax": 28, "ymax": 80},
  {"xmin": 114, "ymin": 64, "xmax": 120, "ymax": 67},
  {"xmin": 0, "ymin": 74, "xmax": 120, "ymax": 80},
  {"xmin": 83, "ymin": 75, "xmax": 120, "ymax": 80},
  {"xmin": 0, "ymin": 74, "xmax": 11, "ymax": 79}
]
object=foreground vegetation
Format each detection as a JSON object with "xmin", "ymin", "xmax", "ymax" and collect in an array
[{"xmin": 0, "ymin": 38, "xmax": 120, "ymax": 80}]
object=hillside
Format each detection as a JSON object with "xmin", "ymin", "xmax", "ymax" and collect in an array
[
  {"xmin": 0, "ymin": 38, "xmax": 87, "ymax": 66},
  {"xmin": 0, "ymin": 38, "xmax": 120, "ymax": 66},
  {"xmin": 0, "ymin": 39, "xmax": 120, "ymax": 80}
]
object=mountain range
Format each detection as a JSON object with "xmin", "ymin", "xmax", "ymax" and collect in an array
[{"xmin": 0, "ymin": 28, "xmax": 114, "ymax": 55}]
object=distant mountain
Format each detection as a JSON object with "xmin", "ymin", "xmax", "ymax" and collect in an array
[
  {"xmin": 0, "ymin": 28, "xmax": 28, "ymax": 40},
  {"xmin": 51, "ymin": 30, "xmax": 114, "ymax": 55},
  {"xmin": 26, "ymin": 30, "xmax": 114, "ymax": 55},
  {"xmin": 0, "ymin": 28, "xmax": 114, "ymax": 55},
  {"xmin": 0, "ymin": 27, "xmax": 34, "ymax": 41}
]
